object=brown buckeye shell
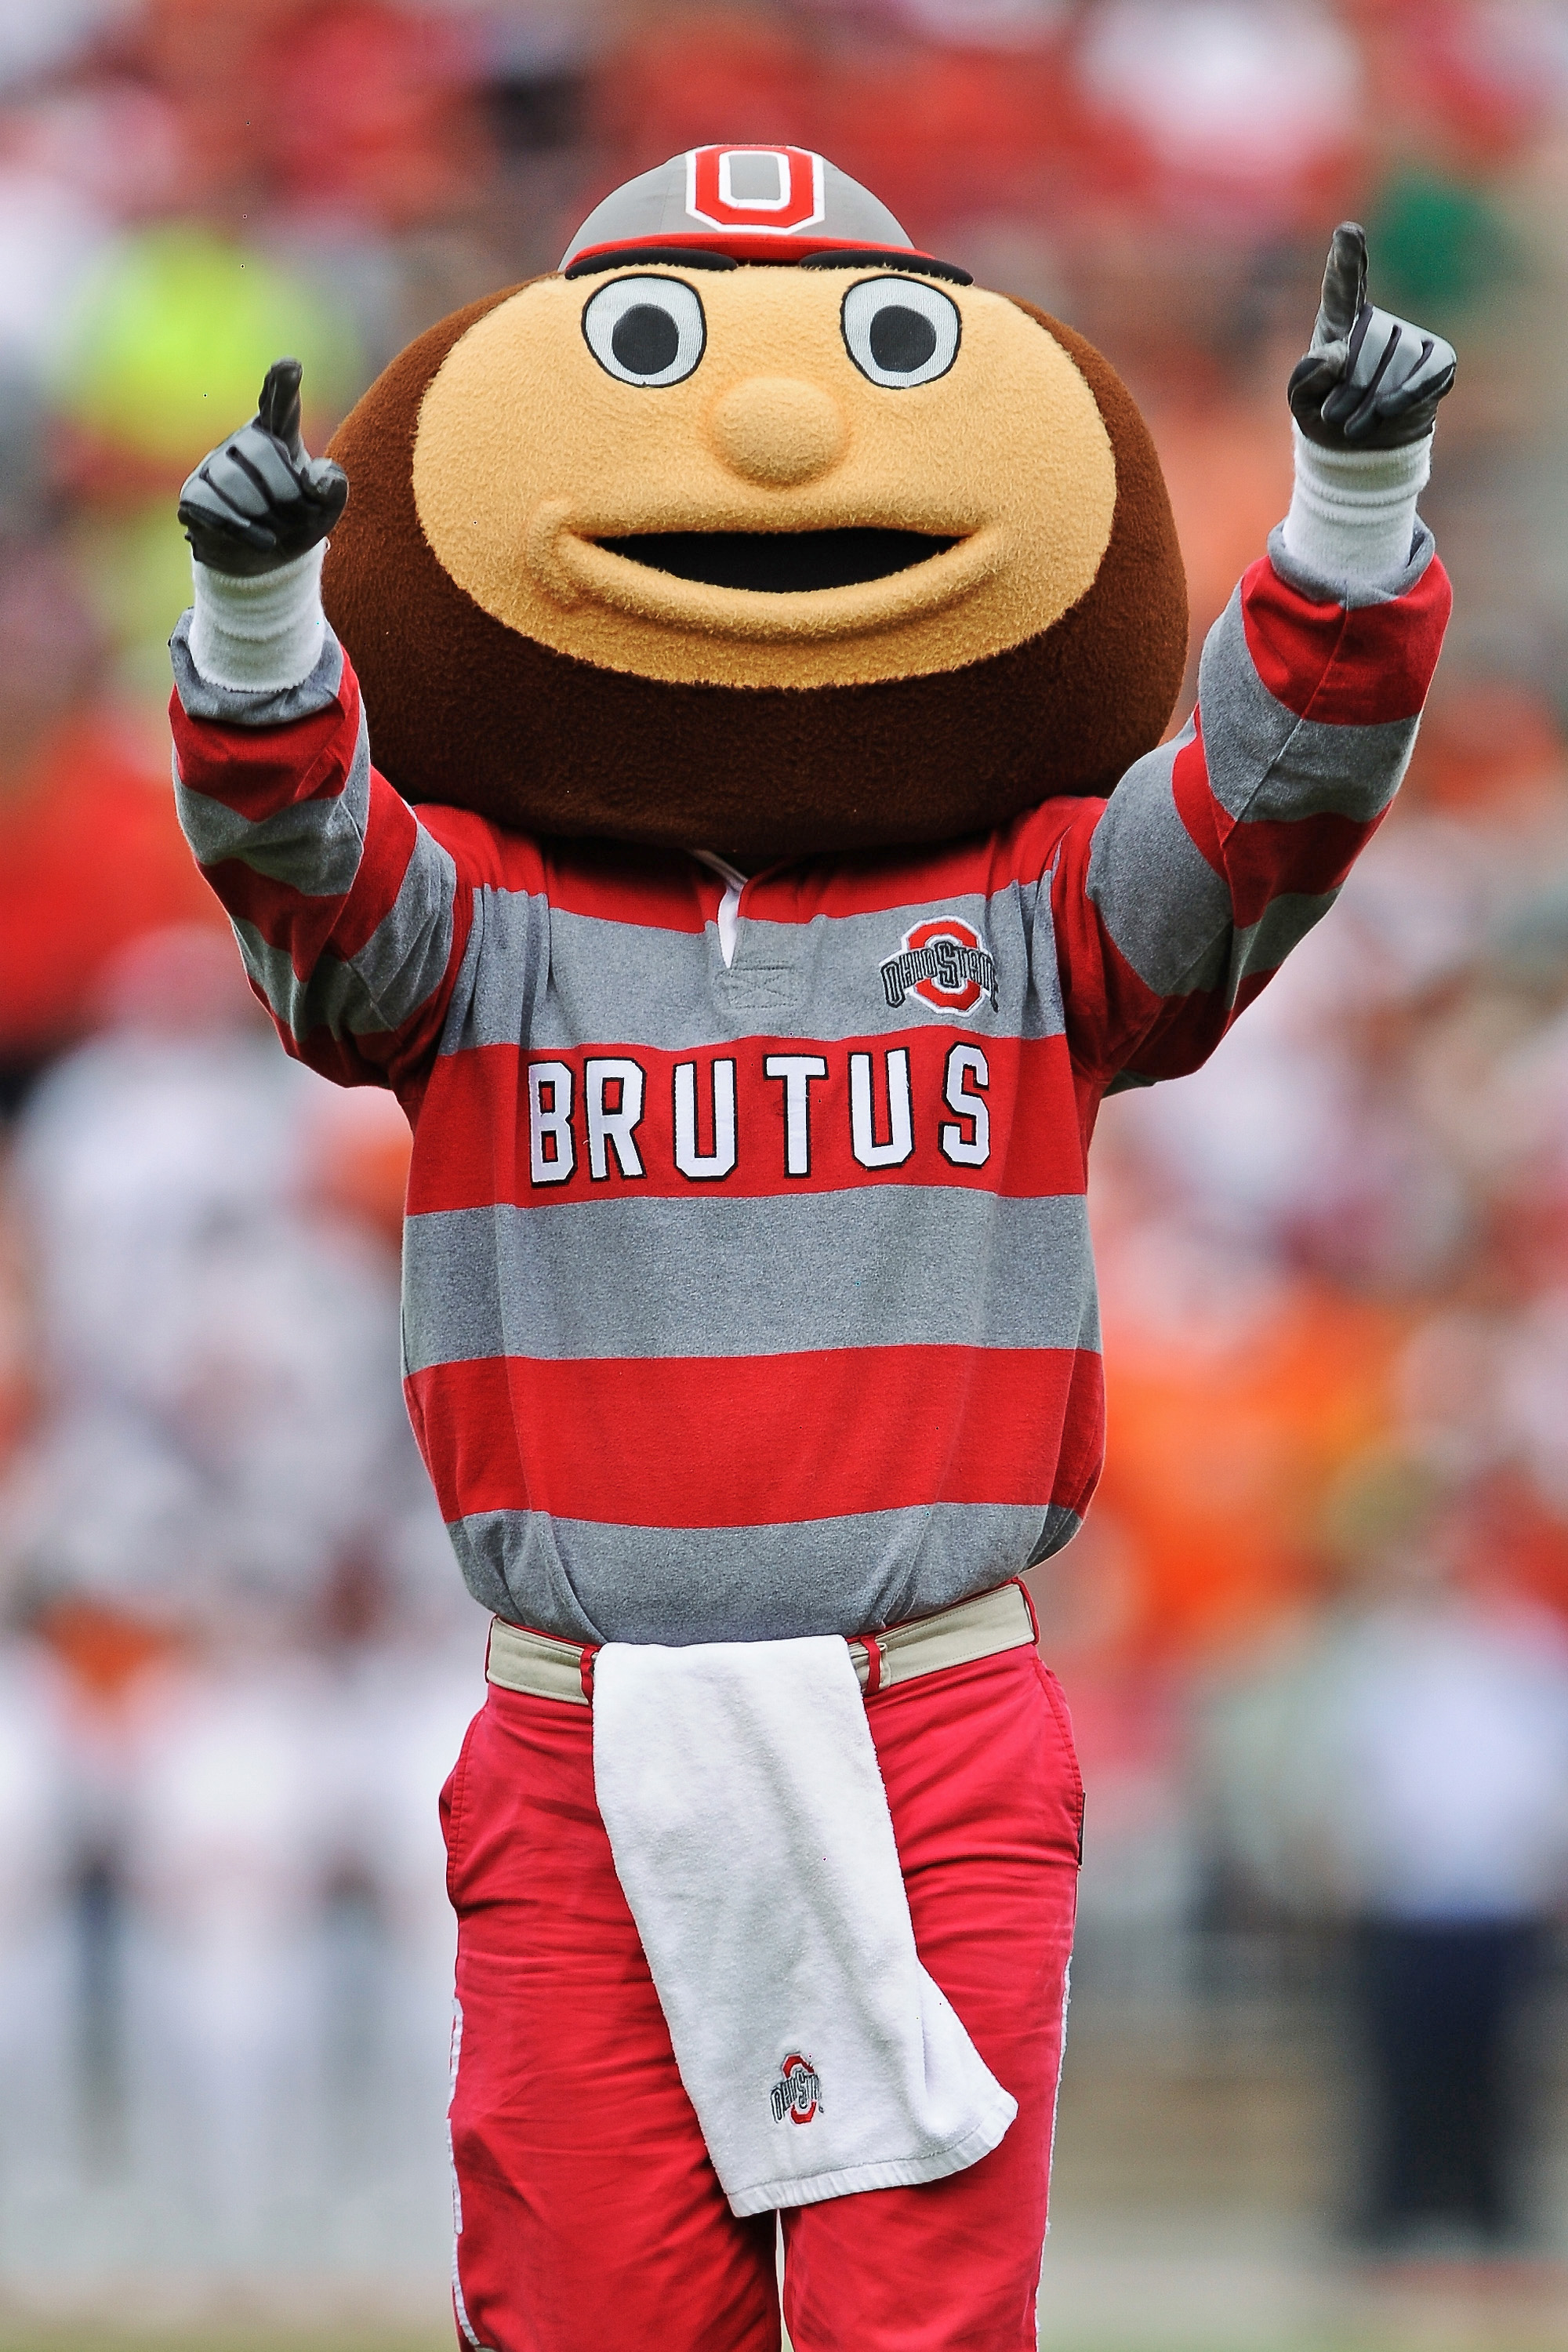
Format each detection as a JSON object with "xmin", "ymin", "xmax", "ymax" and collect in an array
[{"xmin": 321, "ymin": 282, "xmax": 1187, "ymax": 864}]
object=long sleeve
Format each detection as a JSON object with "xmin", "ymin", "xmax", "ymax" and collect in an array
[
  {"xmin": 169, "ymin": 607, "xmax": 474, "ymax": 1096},
  {"xmin": 1048, "ymin": 517, "xmax": 1451, "ymax": 1091}
]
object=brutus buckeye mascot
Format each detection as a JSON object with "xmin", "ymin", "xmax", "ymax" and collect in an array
[{"xmin": 169, "ymin": 147, "xmax": 1453, "ymax": 2351}]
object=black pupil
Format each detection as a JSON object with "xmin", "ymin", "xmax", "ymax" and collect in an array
[
  {"xmin": 869, "ymin": 303, "xmax": 938, "ymax": 374},
  {"xmin": 612, "ymin": 303, "xmax": 681, "ymax": 376}
]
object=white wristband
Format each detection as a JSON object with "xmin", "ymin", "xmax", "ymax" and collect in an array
[
  {"xmin": 1281, "ymin": 426, "xmax": 1431, "ymax": 586},
  {"xmin": 188, "ymin": 543, "xmax": 327, "ymax": 692}
]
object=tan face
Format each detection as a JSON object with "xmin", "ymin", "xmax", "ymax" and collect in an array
[{"xmin": 411, "ymin": 264, "xmax": 1118, "ymax": 692}]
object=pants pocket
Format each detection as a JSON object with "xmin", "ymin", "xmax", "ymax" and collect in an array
[
  {"xmin": 439, "ymin": 1707, "xmax": 484, "ymax": 1910},
  {"xmin": 1035, "ymin": 1659, "xmax": 1085, "ymax": 1866}
]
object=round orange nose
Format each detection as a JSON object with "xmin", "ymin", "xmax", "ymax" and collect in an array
[{"xmin": 706, "ymin": 376, "xmax": 848, "ymax": 488}]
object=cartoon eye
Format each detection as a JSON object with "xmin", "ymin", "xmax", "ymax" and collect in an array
[
  {"xmin": 582, "ymin": 276, "xmax": 706, "ymax": 387},
  {"xmin": 840, "ymin": 276, "xmax": 960, "ymax": 390}
]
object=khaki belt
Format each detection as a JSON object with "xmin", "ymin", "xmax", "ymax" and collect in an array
[{"xmin": 485, "ymin": 1579, "xmax": 1037, "ymax": 1710}]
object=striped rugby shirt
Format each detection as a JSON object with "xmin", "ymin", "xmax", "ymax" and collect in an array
[{"xmin": 169, "ymin": 523, "xmax": 1450, "ymax": 1645}]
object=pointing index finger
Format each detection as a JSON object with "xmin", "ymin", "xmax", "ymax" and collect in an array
[
  {"xmin": 1317, "ymin": 221, "xmax": 1367, "ymax": 346},
  {"xmin": 255, "ymin": 358, "xmax": 305, "ymax": 461}
]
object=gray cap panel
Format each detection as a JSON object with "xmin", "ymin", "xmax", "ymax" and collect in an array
[
  {"xmin": 821, "ymin": 162, "xmax": 913, "ymax": 249},
  {"xmin": 559, "ymin": 150, "xmax": 913, "ymax": 267}
]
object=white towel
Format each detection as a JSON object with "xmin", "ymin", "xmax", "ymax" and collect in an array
[{"xmin": 591, "ymin": 1634, "xmax": 1017, "ymax": 2216}]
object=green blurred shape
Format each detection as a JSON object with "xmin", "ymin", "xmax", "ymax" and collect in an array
[
  {"xmin": 70, "ymin": 500, "xmax": 209, "ymax": 705},
  {"xmin": 1365, "ymin": 169, "xmax": 1511, "ymax": 321},
  {"xmin": 1318, "ymin": 1449, "xmax": 1444, "ymax": 1568},
  {"xmin": 51, "ymin": 223, "xmax": 361, "ymax": 465}
]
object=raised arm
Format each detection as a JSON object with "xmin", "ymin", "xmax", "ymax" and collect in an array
[
  {"xmin": 1051, "ymin": 226, "xmax": 1454, "ymax": 1091},
  {"xmin": 169, "ymin": 360, "xmax": 472, "ymax": 1095}
]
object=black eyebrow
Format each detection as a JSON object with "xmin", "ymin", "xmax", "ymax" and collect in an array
[
  {"xmin": 564, "ymin": 247, "xmax": 739, "ymax": 279},
  {"xmin": 799, "ymin": 249, "xmax": 972, "ymax": 286},
  {"xmin": 561, "ymin": 245, "xmax": 975, "ymax": 286}
]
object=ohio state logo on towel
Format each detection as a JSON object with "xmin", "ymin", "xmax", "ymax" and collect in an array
[
  {"xmin": 880, "ymin": 917, "xmax": 997, "ymax": 1016},
  {"xmin": 686, "ymin": 146, "xmax": 826, "ymax": 234},
  {"xmin": 769, "ymin": 2052, "xmax": 822, "ymax": 2125}
]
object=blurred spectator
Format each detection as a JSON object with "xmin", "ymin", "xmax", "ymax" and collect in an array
[
  {"xmin": 0, "ymin": 0, "xmax": 133, "ymax": 94},
  {"xmin": 0, "ymin": 927, "xmax": 477, "ymax": 2254},
  {"xmin": 1203, "ymin": 1469, "xmax": 1568, "ymax": 2249},
  {"xmin": 1073, "ymin": 0, "xmax": 1368, "ymax": 234},
  {"xmin": 51, "ymin": 222, "xmax": 360, "ymax": 480},
  {"xmin": 0, "ymin": 544, "xmax": 227, "ymax": 1097},
  {"xmin": 46, "ymin": 220, "xmax": 365, "ymax": 699}
]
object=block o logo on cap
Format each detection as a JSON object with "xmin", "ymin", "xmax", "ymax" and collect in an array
[{"xmin": 686, "ymin": 146, "xmax": 826, "ymax": 235}]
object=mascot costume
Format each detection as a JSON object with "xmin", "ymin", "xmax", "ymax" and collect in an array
[{"xmin": 169, "ymin": 147, "xmax": 1454, "ymax": 2352}]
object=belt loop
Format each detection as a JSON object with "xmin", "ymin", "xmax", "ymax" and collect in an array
[
  {"xmin": 579, "ymin": 1643, "xmax": 600, "ymax": 1704},
  {"xmin": 1013, "ymin": 1577, "xmax": 1040, "ymax": 1646},
  {"xmin": 861, "ymin": 1632, "xmax": 882, "ymax": 1698}
]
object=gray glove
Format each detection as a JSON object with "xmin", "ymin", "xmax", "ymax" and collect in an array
[
  {"xmin": 177, "ymin": 358, "xmax": 347, "ymax": 578},
  {"xmin": 1288, "ymin": 224, "xmax": 1456, "ymax": 449}
]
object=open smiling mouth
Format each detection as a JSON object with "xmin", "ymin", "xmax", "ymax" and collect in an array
[
  {"xmin": 593, "ymin": 528, "xmax": 962, "ymax": 594},
  {"xmin": 525, "ymin": 503, "xmax": 1000, "ymax": 639}
]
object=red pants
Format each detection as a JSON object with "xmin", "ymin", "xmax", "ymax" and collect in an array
[{"xmin": 441, "ymin": 1642, "xmax": 1082, "ymax": 2352}]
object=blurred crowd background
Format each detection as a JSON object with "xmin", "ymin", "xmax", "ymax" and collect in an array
[{"xmin": 1, "ymin": 0, "xmax": 1567, "ymax": 2342}]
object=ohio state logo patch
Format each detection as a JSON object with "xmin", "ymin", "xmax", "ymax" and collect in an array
[
  {"xmin": 880, "ymin": 917, "xmax": 997, "ymax": 1016},
  {"xmin": 769, "ymin": 2052, "xmax": 822, "ymax": 2126},
  {"xmin": 686, "ymin": 145, "xmax": 826, "ymax": 235}
]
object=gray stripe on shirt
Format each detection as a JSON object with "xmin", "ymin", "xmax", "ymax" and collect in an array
[
  {"xmin": 1227, "ymin": 890, "xmax": 1340, "ymax": 1000},
  {"xmin": 441, "ymin": 877, "xmax": 1064, "ymax": 1059},
  {"xmin": 174, "ymin": 704, "xmax": 371, "ymax": 895},
  {"xmin": 447, "ymin": 1497, "xmax": 1067, "ymax": 1643},
  {"xmin": 235, "ymin": 825, "xmax": 457, "ymax": 1041},
  {"xmin": 169, "ymin": 611, "xmax": 346, "ymax": 728},
  {"xmin": 1086, "ymin": 729, "xmax": 1233, "ymax": 998},
  {"xmin": 401, "ymin": 1187, "xmax": 1100, "ymax": 1373},
  {"xmin": 1265, "ymin": 517, "xmax": 1436, "ymax": 613},
  {"xmin": 1199, "ymin": 587, "xmax": 1419, "ymax": 825}
]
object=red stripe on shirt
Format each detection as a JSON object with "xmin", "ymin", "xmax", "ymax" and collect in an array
[
  {"xmin": 1048, "ymin": 811, "xmax": 1167, "ymax": 1081},
  {"xmin": 405, "ymin": 1029, "xmax": 1087, "ymax": 1213},
  {"xmin": 198, "ymin": 778, "xmax": 425, "ymax": 985},
  {"xmin": 405, "ymin": 1344, "xmax": 1102, "ymax": 1528},
  {"xmin": 416, "ymin": 807, "xmax": 1086, "ymax": 935},
  {"xmin": 1170, "ymin": 742, "xmax": 1379, "ymax": 923},
  {"xmin": 332, "ymin": 779, "xmax": 424, "ymax": 959},
  {"xmin": 1217, "ymin": 806, "xmax": 1379, "ymax": 924},
  {"xmin": 1241, "ymin": 553, "xmax": 1451, "ymax": 727},
  {"xmin": 278, "ymin": 970, "xmax": 470, "ymax": 1091},
  {"xmin": 419, "ymin": 811, "xmax": 717, "ymax": 933},
  {"xmin": 1171, "ymin": 725, "xmax": 1225, "ymax": 875},
  {"xmin": 728, "ymin": 807, "xmax": 1080, "ymax": 924},
  {"xmin": 169, "ymin": 667, "xmax": 362, "ymax": 821},
  {"xmin": 1116, "ymin": 962, "xmax": 1278, "ymax": 1080}
]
